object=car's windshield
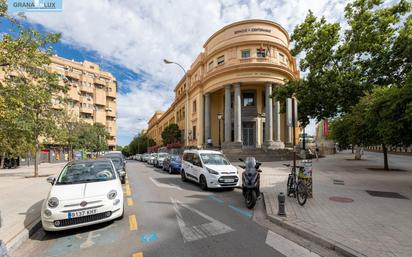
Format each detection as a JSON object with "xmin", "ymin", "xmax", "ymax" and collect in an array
[
  {"xmin": 107, "ymin": 156, "xmax": 122, "ymax": 169},
  {"xmin": 171, "ymin": 155, "xmax": 181, "ymax": 161},
  {"xmin": 200, "ymin": 153, "xmax": 230, "ymax": 165},
  {"xmin": 56, "ymin": 161, "xmax": 116, "ymax": 184}
]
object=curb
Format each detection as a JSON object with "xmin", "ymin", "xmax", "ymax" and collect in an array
[
  {"xmin": 4, "ymin": 217, "xmax": 42, "ymax": 256},
  {"xmin": 262, "ymin": 193, "xmax": 367, "ymax": 257}
]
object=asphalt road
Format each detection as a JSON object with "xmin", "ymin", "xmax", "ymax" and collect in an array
[{"xmin": 11, "ymin": 161, "xmax": 323, "ymax": 257}]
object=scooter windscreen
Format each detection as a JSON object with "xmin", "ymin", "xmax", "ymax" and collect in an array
[{"xmin": 244, "ymin": 157, "xmax": 257, "ymax": 172}]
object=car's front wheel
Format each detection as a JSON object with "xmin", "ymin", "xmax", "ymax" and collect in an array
[{"xmin": 199, "ymin": 175, "xmax": 208, "ymax": 191}]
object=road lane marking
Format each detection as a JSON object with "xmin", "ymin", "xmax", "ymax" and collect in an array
[
  {"xmin": 140, "ymin": 233, "xmax": 158, "ymax": 243},
  {"xmin": 170, "ymin": 197, "xmax": 234, "ymax": 243},
  {"xmin": 265, "ymin": 230, "xmax": 320, "ymax": 257},
  {"xmin": 132, "ymin": 252, "xmax": 143, "ymax": 257},
  {"xmin": 125, "ymin": 184, "xmax": 131, "ymax": 196},
  {"xmin": 129, "ymin": 215, "xmax": 138, "ymax": 231},
  {"xmin": 228, "ymin": 204, "xmax": 253, "ymax": 218},
  {"xmin": 208, "ymin": 195, "xmax": 224, "ymax": 204},
  {"xmin": 149, "ymin": 177, "xmax": 182, "ymax": 191},
  {"xmin": 127, "ymin": 197, "xmax": 134, "ymax": 206}
]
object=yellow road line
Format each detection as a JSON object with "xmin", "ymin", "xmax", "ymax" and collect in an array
[
  {"xmin": 127, "ymin": 197, "xmax": 134, "ymax": 206},
  {"xmin": 125, "ymin": 184, "xmax": 131, "ymax": 196},
  {"xmin": 132, "ymin": 252, "xmax": 143, "ymax": 257},
  {"xmin": 129, "ymin": 215, "xmax": 138, "ymax": 231}
]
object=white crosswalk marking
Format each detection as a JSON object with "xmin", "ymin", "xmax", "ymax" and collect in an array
[
  {"xmin": 170, "ymin": 197, "xmax": 234, "ymax": 243},
  {"xmin": 265, "ymin": 230, "xmax": 321, "ymax": 257},
  {"xmin": 149, "ymin": 177, "xmax": 182, "ymax": 190}
]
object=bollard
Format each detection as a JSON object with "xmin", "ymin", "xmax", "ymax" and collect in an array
[{"xmin": 278, "ymin": 192, "xmax": 286, "ymax": 216}]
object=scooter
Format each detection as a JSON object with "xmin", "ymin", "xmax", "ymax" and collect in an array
[{"xmin": 239, "ymin": 157, "xmax": 262, "ymax": 209}]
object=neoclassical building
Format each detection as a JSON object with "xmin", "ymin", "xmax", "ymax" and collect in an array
[{"xmin": 145, "ymin": 19, "xmax": 299, "ymax": 149}]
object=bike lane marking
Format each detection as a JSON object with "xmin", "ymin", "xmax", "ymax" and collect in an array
[
  {"xmin": 228, "ymin": 204, "xmax": 253, "ymax": 219},
  {"xmin": 127, "ymin": 197, "xmax": 134, "ymax": 206},
  {"xmin": 132, "ymin": 252, "xmax": 143, "ymax": 257},
  {"xmin": 140, "ymin": 233, "xmax": 158, "ymax": 243}
]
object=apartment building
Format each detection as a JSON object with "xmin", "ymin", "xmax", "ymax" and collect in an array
[{"xmin": 50, "ymin": 55, "xmax": 117, "ymax": 150}]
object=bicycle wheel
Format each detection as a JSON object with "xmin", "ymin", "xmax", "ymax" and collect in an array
[
  {"xmin": 286, "ymin": 174, "xmax": 294, "ymax": 197},
  {"xmin": 297, "ymin": 182, "xmax": 308, "ymax": 206}
]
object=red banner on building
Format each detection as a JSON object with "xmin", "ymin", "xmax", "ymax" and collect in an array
[{"xmin": 323, "ymin": 118, "xmax": 329, "ymax": 137}]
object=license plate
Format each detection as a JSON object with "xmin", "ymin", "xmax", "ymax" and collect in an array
[
  {"xmin": 224, "ymin": 179, "xmax": 235, "ymax": 183},
  {"xmin": 68, "ymin": 209, "xmax": 97, "ymax": 219}
]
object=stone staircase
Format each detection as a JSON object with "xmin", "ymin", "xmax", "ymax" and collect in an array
[{"xmin": 222, "ymin": 148, "xmax": 296, "ymax": 162}]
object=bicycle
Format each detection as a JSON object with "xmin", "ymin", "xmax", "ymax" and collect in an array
[{"xmin": 283, "ymin": 164, "xmax": 309, "ymax": 206}]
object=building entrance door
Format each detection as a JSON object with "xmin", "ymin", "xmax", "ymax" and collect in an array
[{"xmin": 242, "ymin": 122, "xmax": 255, "ymax": 148}]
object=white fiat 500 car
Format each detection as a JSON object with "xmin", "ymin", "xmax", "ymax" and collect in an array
[
  {"xmin": 41, "ymin": 160, "xmax": 124, "ymax": 232},
  {"xmin": 181, "ymin": 150, "xmax": 239, "ymax": 190}
]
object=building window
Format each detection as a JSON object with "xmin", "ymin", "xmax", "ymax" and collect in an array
[
  {"xmin": 241, "ymin": 49, "xmax": 250, "ymax": 58},
  {"xmin": 279, "ymin": 53, "xmax": 285, "ymax": 62},
  {"xmin": 208, "ymin": 61, "xmax": 214, "ymax": 71},
  {"xmin": 192, "ymin": 126, "xmax": 196, "ymax": 140},
  {"xmin": 193, "ymin": 100, "xmax": 197, "ymax": 113},
  {"xmin": 217, "ymin": 55, "xmax": 225, "ymax": 65},
  {"xmin": 243, "ymin": 93, "xmax": 255, "ymax": 107},
  {"xmin": 257, "ymin": 48, "xmax": 266, "ymax": 58}
]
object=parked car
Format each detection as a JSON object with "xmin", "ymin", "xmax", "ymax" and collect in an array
[
  {"xmin": 155, "ymin": 152, "xmax": 168, "ymax": 168},
  {"xmin": 148, "ymin": 153, "xmax": 157, "ymax": 165},
  {"xmin": 41, "ymin": 159, "xmax": 124, "ymax": 232},
  {"xmin": 102, "ymin": 153, "xmax": 126, "ymax": 184},
  {"xmin": 142, "ymin": 153, "xmax": 149, "ymax": 162},
  {"xmin": 163, "ymin": 154, "xmax": 182, "ymax": 174},
  {"xmin": 181, "ymin": 149, "xmax": 239, "ymax": 190}
]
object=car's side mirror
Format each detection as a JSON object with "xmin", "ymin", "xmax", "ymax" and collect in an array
[
  {"xmin": 239, "ymin": 158, "xmax": 244, "ymax": 162},
  {"xmin": 239, "ymin": 165, "xmax": 246, "ymax": 169},
  {"xmin": 46, "ymin": 176, "xmax": 56, "ymax": 185}
]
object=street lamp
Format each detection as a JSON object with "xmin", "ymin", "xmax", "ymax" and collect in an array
[
  {"xmin": 163, "ymin": 59, "xmax": 189, "ymax": 147},
  {"xmin": 217, "ymin": 113, "xmax": 223, "ymax": 148}
]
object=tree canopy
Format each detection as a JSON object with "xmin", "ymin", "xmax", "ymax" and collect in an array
[{"xmin": 161, "ymin": 123, "xmax": 181, "ymax": 145}]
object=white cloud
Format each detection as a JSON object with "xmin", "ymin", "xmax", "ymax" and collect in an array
[{"xmin": 21, "ymin": 0, "xmax": 393, "ymax": 144}]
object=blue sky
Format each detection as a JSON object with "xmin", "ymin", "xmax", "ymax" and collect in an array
[{"xmin": 2, "ymin": 0, "xmax": 377, "ymax": 146}]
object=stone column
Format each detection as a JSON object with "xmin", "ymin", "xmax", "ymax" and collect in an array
[
  {"xmin": 224, "ymin": 85, "xmax": 231, "ymax": 143},
  {"xmin": 264, "ymin": 82, "xmax": 273, "ymax": 143},
  {"xmin": 285, "ymin": 99, "xmax": 293, "ymax": 145},
  {"xmin": 234, "ymin": 83, "xmax": 242, "ymax": 143},
  {"xmin": 204, "ymin": 93, "xmax": 211, "ymax": 143},
  {"xmin": 273, "ymin": 100, "xmax": 285, "ymax": 148}
]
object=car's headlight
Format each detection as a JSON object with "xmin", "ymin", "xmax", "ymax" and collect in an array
[
  {"xmin": 47, "ymin": 197, "xmax": 59, "ymax": 208},
  {"xmin": 107, "ymin": 190, "xmax": 117, "ymax": 200},
  {"xmin": 206, "ymin": 167, "xmax": 219, "ymax": 175}
]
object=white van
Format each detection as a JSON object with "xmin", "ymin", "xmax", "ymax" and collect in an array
[{"xmin": 181, "ymin": 149, "xmax": 239, "ymax": 190}]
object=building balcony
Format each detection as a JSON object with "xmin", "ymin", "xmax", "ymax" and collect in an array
[
  {"xmin": 64, "ymin": 70, "xmax": 82, "ymax": 80},
  {"xmin": 80, "ymin": 107, "xmax": 93, "ymax": 114}
]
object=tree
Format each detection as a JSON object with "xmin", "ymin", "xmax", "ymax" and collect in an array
[
  {"xmin": 273, "ymin": 0, "xmax": 411, "ymax": 126},
  {"xmin": 330, "ymin": 83, "xmax": 412, "ymax": 169},
  {"xmin": 116, "ymin": 145, "xmax": 123, "ymax": 151},
  {"xmin": 0, "ymin": 1, "xmax": 64, "ymax": 175},
  {"xmin": 74, "ymin": 123, "xmax": 109, "ymax": 154},
  {"xmin": 127, "ymin": 133, "xmax": 156, "ymax": 155},
  {"xmin": 161, "ymin": 124, "xmax": 181, "ymax": 145}
]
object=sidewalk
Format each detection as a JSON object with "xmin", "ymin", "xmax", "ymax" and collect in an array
[
  {"xmin": 260, "ymin": 151, "xmax": 412, "ymax": 257},
  {"xmin": 0, "ymin": 162, "xmax": 67, "ymax": 255}
]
